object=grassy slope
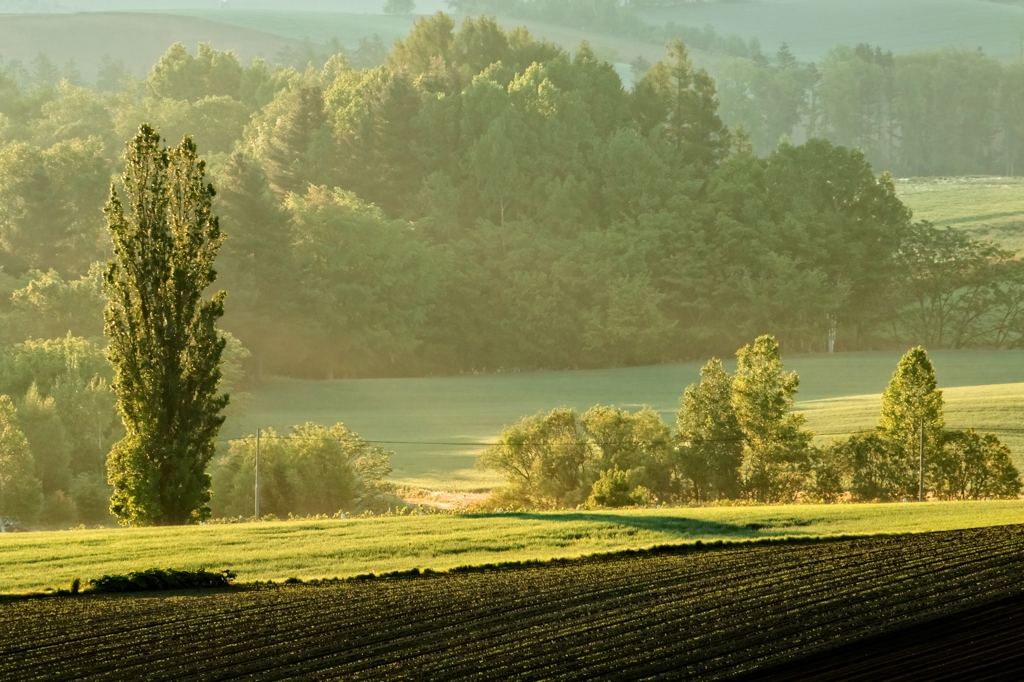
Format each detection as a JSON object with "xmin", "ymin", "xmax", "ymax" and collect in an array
[
  {"xmin": 639, "ymin": 0, "xmax": 1024, "ymax": 61},
  {"xmin": 169, "ymin": 10, "xmax": 416, "ymax": 49},
  {"xmin": 895, "ymin": 176, "xmax": 1024, "ymax": 251},
  {"xmin": 2, "ymin": 500, "xmax": 1022, "ymax": 593},
  {"xmin": 228, "ymin": 350, "xmax": 1024, "ymax": 490},
  {"xmin": 0, "ymin": 13, "xmax": 300, "ymax": 78}
]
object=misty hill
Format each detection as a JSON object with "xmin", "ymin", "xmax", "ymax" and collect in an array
[
  {"xmin": 0, "ymin": 13, "xmax": 299, "ymax": 76},
  {"xmin": 639, "ymin": 0, "xmax": 1024, "ymax": 61}
]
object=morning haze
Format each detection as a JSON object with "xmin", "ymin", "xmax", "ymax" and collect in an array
[{"xmin": 1, "ymin": 2, "xmax": 1023, "ymax": 678}]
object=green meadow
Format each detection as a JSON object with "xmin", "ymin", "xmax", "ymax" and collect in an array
[
  {"xmin": 896, "ymin": 176, "xmax": 1024, "ymax": 251},
  {"xmin": 639, "ymin": 0, "xmax": 1024, "ymax": 61},
  {"xmin": 3, "ymin": 500, "xmax": 1022, "ymax": 594},
  {"xmin": 225, "ymin": 350, "xmax": 1024, "ymax": 490}
]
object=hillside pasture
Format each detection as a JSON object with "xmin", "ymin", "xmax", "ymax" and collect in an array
[
  {"xmin": 227, "ymin": 350, "xmax": 1024, "ymax": 490},
  {"xmin": 0, "ymin": 13, "xmax": 300, "ymax": 79},
  {"xmin": 2, "ymin": 500, "xmax": 1023, "ymax": 593},
  {"xmin": 639, "ymin": 0, "xmax": 1024, "ymax": 61},
  {"xmin": 895, "ymin": 176, "xmax": 1024, "ymax": 251},
  {"xmin": 168, "ymin": 10, "xmax": 416, "ymax": 50}
]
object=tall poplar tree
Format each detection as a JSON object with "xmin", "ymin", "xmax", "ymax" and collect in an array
[{"xmin": 104, "ymin": 125, "xmax": 228, "ymax": 526}]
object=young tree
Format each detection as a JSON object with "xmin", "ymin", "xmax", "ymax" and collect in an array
[
  {"xmin": 676, "ymin": 358, "xmax": 743, "ymax": 501},
  {"xmin": 878, "ymin": 346, "xmax": 944, "ymax": 493},
  {"xmin": 731, "ymin": 335, "xmax": 811, "ymax": 502},
  {"xmin": 104, "ymin": 125, "xmax": 229, "ymax": 526},
  {"xmin": 0, "ymin": 394, "xmax": 42, "ymax": 531}
]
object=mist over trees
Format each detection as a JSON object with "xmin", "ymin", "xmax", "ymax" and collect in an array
[{"xmin": 0, "ymin": 15, "xmax": 1022, "ymax": 381}]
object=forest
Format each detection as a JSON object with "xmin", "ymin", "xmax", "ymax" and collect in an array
[
  {"xmin": 0, "ymin": 13, "xmax": 1022, "ymax": 382},
  {"xmin": 0, "ymin": 13, "xmax": 1023, "ymax": 525}
]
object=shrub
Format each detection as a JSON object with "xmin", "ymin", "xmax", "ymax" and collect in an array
[{"xmin": 85, "ymin": 568, "xmax": 236, "ymax": 593}]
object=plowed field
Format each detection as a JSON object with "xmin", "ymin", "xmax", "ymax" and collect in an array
[{"xmin": 3, "ymin": 525, "xmax": 1023, "ymax": 680}]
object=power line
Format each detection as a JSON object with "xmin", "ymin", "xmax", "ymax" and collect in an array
[{"xmin": 216, "ymin": 426, "xmax": 1024, "ymax": 448}]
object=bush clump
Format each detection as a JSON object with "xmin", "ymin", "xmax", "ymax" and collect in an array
[{"xmin": 86, "ymin": 568, "xmax": 235, "ymax": 594}]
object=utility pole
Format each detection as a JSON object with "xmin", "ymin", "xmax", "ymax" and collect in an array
[
  {"xmin": 255, "ymin": 428, "xmax": 261, "ymax": 521},
  {"xmin": 919, "ymin": 419, "xmax": 925, "ymax": 502}
]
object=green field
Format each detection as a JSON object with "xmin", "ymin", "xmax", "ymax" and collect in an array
[
  {"xmin": 2, "ymin": 500, "xmax": 1022, "ymax": 593},
  {"xmin": 225, "ymin": 350, "xmax": 1024, "ymax": 490},
  {"xmin": 4, "ymin": 526, "xmax": 1021, "ymax": 679},
  {"xmin": 0, "ymin": 13, "xmax": 303, "ymax": 78},
  {"xmin": 640, "ymin": 0, "xmax": 1024, "ymax": 61},
  {"xmin": 168, "ymin": 10, "xmax": 415, "ymax": 49},
  {"xmin": 896, "ymin": 176, "xmax": 1024, "ymax": 251}
]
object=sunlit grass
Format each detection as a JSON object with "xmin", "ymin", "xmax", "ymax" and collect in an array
[
  {"xmin": 896, "ymin": 176, "xmax": 1024, "ymax": 251},
  {"xmin": 3, "ymin": 500, "xmax": 1022, "ymax": 594}
]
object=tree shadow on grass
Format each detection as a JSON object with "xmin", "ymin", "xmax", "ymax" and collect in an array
[{"xmin": 507, "ymin": 512, "xmax": 774, "ymax": 540}]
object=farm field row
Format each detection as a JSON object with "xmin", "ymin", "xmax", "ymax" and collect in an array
[
  {"xmin": 3, "ymin": 525, "xmax": 1022, "ymax": 680},
  {"xmin": 226, "ymin": 350, "xmax": 1024, "ymax": 489},
  {"xmin": 2, "ymin": 500, "xmax": 1022, "ymax": 594}
]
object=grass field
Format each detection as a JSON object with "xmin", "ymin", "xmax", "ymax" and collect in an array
[
  {"xmin": 4, "ymin": 525, "xmax": 1021, "ymax": 679},
  {"xmin": 226, "ymin": 350, "xmax": 1024, "ymax": 490},
  {"xmin": 2, "ymin": 500, "xmax": 1022, "ymax": 593},
  {"xmin": 168, "ymin": 10, "xmax": 415, "ymax": 49},
  {"xmin": 639, "ymin": 0, "xmax": 1024, "ymax": 61},
  {"xmin": 895, "ymin": 176, "xmax": 1024, "ymax": 251},
  {"xmin": 0, "ymin": 13, "xmax": 301, "ymax": 79}
]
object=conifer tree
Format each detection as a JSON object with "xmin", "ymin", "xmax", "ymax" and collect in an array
[
  {"xmin": 878, "ymin": 346, "xmax": 944, "ymax": 492},
  {"xmin": 104, "ymin": 125, "xmax": 228, "ymax": 526}
]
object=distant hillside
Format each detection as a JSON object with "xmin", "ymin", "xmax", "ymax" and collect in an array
[
  {"xmin": 0, "ymin": 12, "xmax": 302, "ymax": 77},
  {"xmin": 639, "ymin": 0, "xmax": 1024, "ymax": 61}
]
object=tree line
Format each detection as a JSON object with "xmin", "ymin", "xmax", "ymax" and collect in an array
[
  {"xmin": 480, "ymin": 338, "xmax": 1022, "ymax": 509},
  {"xmin": 0, "ymin": 15, "xmax": 1022, "ymax": 383}
]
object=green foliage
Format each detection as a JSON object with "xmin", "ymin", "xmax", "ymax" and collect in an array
[
  {"xmin": 0, "ymin": 394, "xmax": 42, "ymax": 530},
  {"xmin": 0, "ymin": 334, "xmax": 109, "ymax": 400},
  {"xmin": 933, "ymin": 429, "xmax": 1022, "ymax": 500},
  {"xmin": 286, "ymin": 186, "xmax": 436, "ymax": 377},
  {"xmin": 479, "ymin": 408, "xmax": 594, "ymax": 508},
  {"xmin": 104, "ymin": 125, "xmax": 228, "ymax": 526},
  {"xmin": 19, "ymin": 384, "xmax": 71, "ymax": 494},
  {"xmin": 878, "ymin": 347, "xmax": 945, "ymax": 465},
  {"xmin": 211, "ymin": 423, "xmax": 393, "ymax": 518},
  {"xmin": 732, "ymin": 335, "xmax": 812, "ymax": 502},
  {"xmin": 4, "ymin": 266, "xmax": 105, "ymax": 344},
  {"xmin": 820, "ymin": 433, "xmax": 912, "ymax": 501},
  {"xmin": 676, "ymin": 358, "xmax": 743, "ymax": 501},
  {"xmin": 86, "ymin": 567, "xmax": 235, "ymax": 593}
]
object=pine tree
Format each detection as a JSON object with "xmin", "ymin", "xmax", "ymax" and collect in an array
[
  {"xmin": 878, "ymin": 346, "xmax": 944, "ymax": 494},
  {"xmin": 104, "ymin": 125, "xmax": 228, "ymax": 526},
  {"xmin": 676, "ymin": 358, "xmax": 743, "ymax": 501},
  {"xmin": 0, "ymin": 394, "xmax": 42, "ymax": 531}
]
